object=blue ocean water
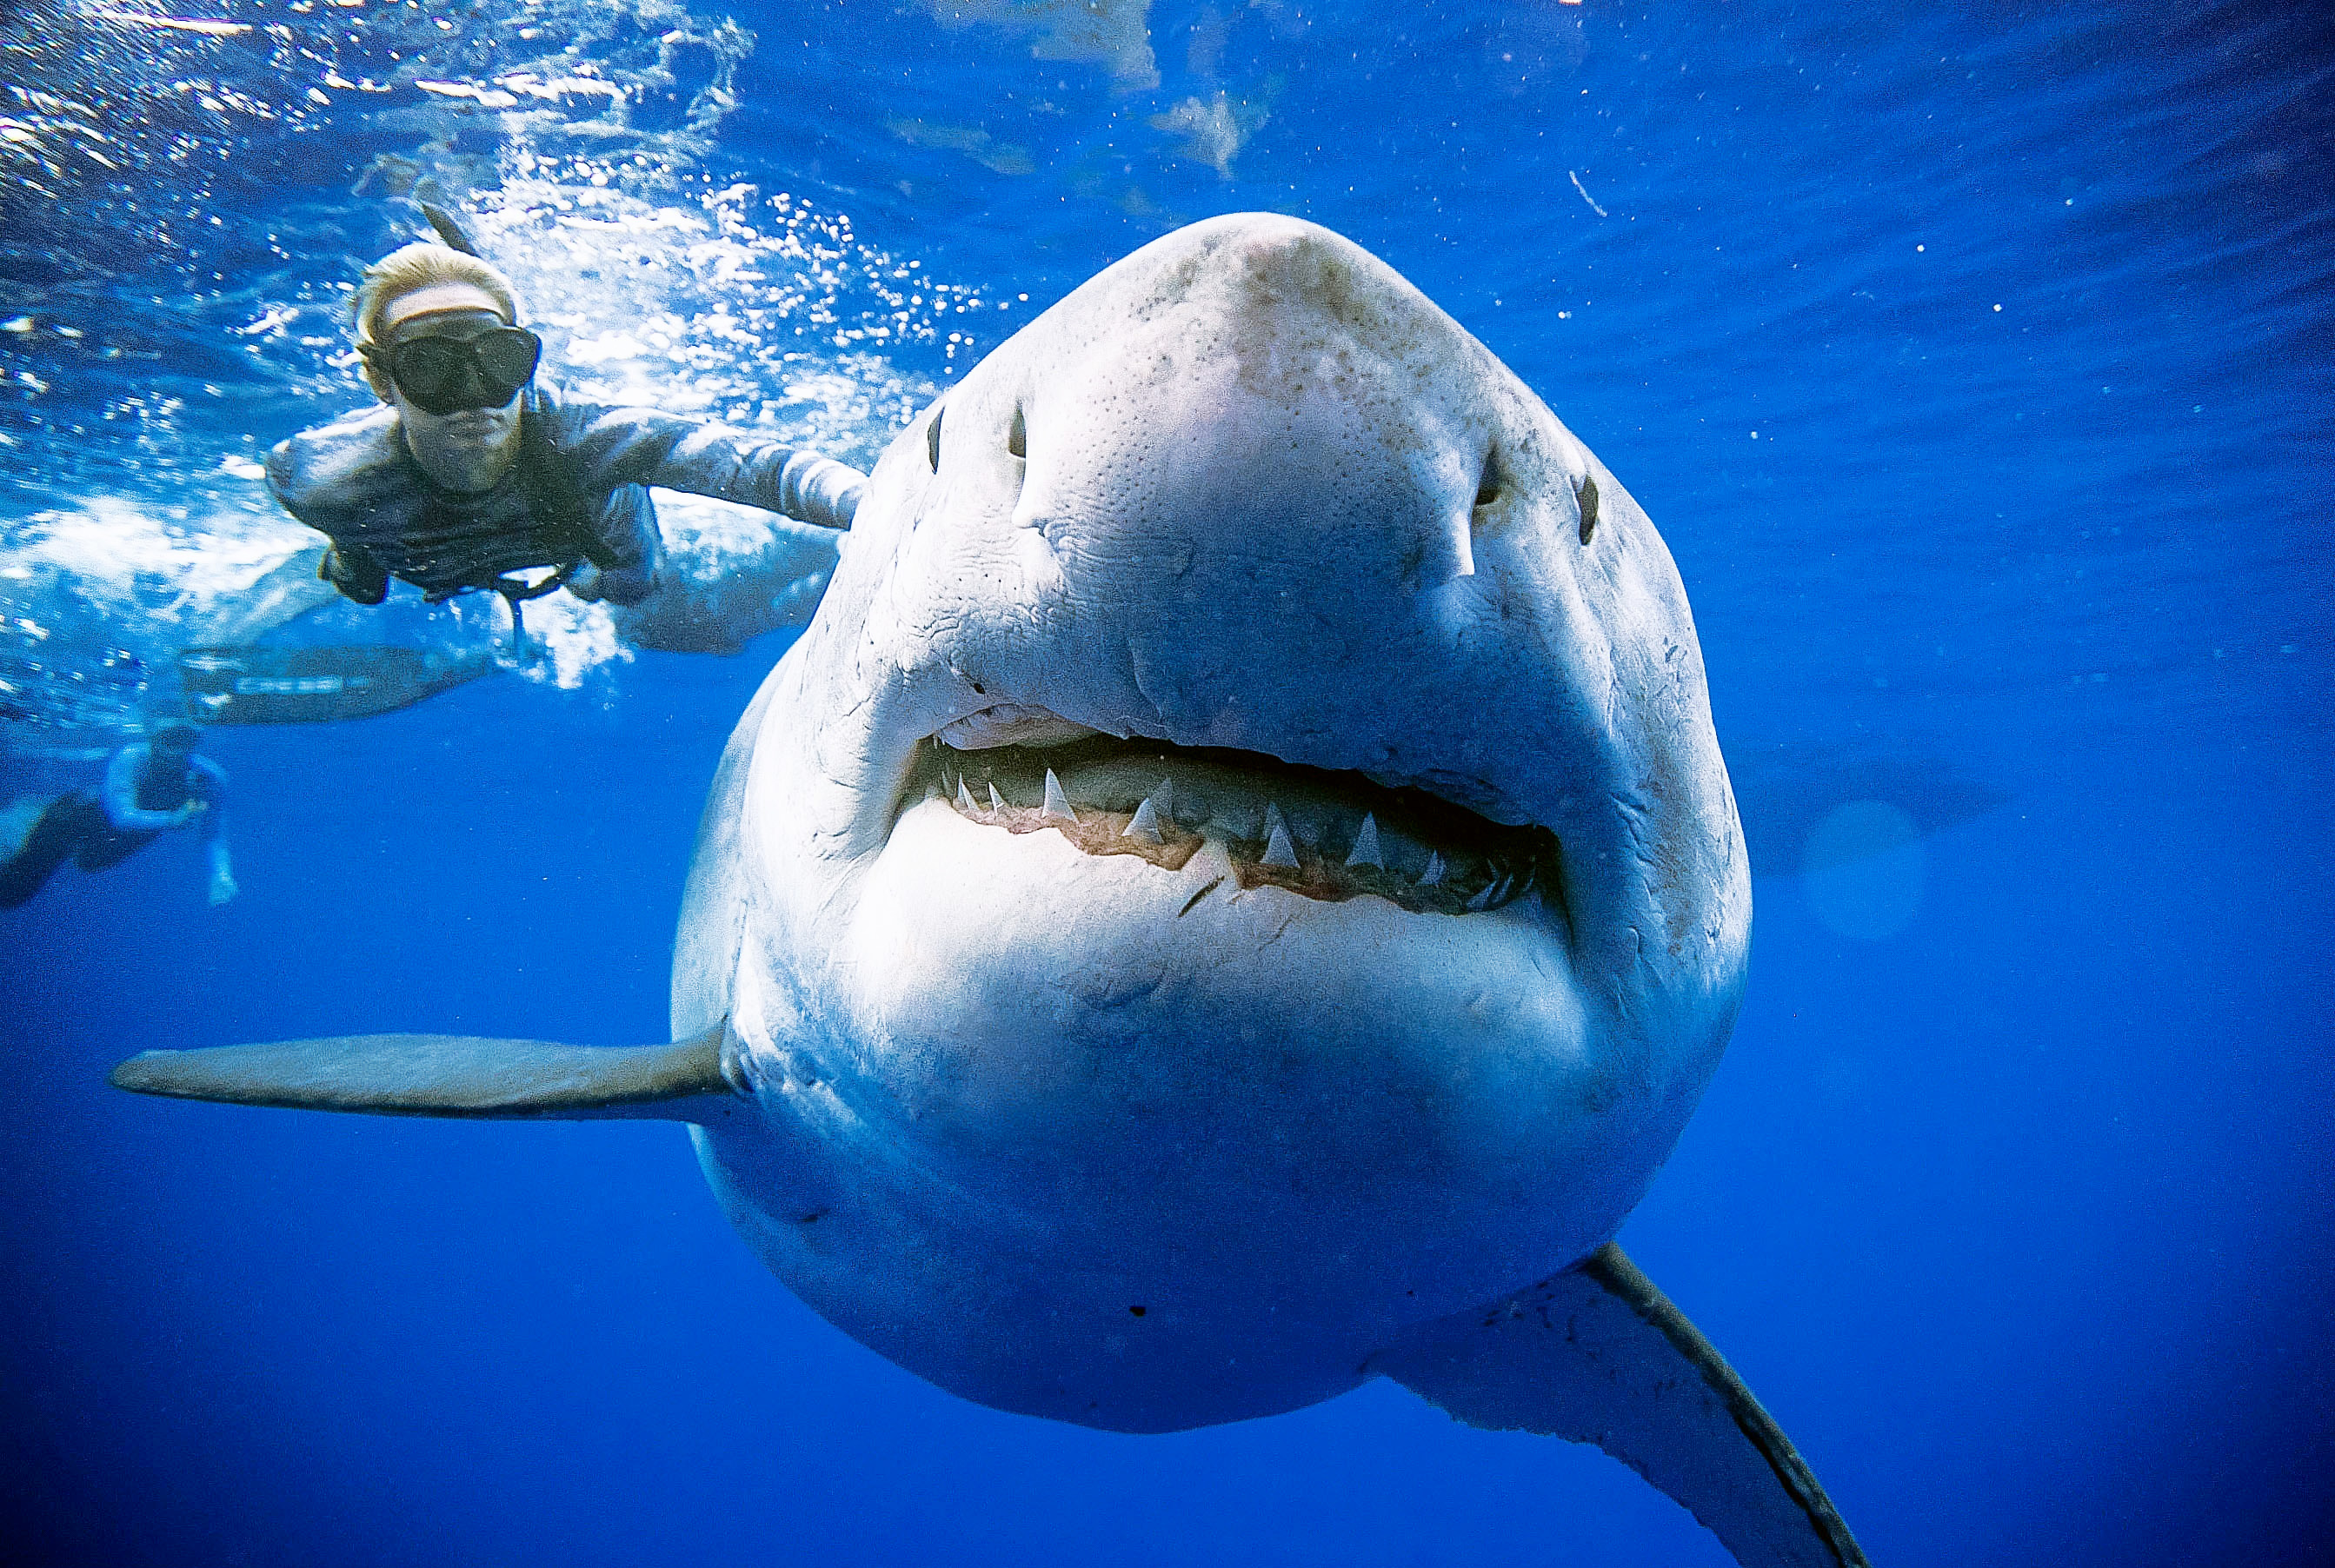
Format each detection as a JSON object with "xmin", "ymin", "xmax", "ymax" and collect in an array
[{"xmin": 1, "ymin": 0, "xmax": 2328, "ymax": 1562}]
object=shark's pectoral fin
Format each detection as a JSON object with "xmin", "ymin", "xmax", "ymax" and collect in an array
[
  {"xmin": 110, "ymin": 1023, "xmax": 747, "ymax": 1124},
  {"xmin": 1372, "ymin": 1243, "xmax": 1868, "ymax": 1568}
]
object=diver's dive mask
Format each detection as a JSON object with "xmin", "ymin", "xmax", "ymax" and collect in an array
[{"xmin": 370, "ymin": 326, "xmax": 543, "ymax": 415}]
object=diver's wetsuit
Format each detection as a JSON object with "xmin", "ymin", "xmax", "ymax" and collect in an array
[
  {"xmin": 265, "ymin": 381, "xmax": 866, "ymax": 606},
  {"xmin": 0, "ymin": 743, "xmax": 225, "ymax": 909}
]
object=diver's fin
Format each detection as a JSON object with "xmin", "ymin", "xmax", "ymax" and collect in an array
[
  {"xmin": 177, "ymin": 644, "xmax": 496, "ymax": 726},
  {"xmin": 110, "ymin": 1023, "xmax": 745, "ymax": 1124},
  {"xmin": 1372, "ymin": 1243, "xmax": 1869, "ymax": 1568},
  {"xmin": 418, "ymin": 199, "xmax": 482, "ymax": 257}
]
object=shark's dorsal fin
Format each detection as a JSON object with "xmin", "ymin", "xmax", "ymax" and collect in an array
[
  {"xmin": 1372, "ymin": 1243, "xmax": 1869, "ymax": 1568},
  {"xmin": 110, "ymin": 1023, "xmax": 745, "ymax": 1124}
]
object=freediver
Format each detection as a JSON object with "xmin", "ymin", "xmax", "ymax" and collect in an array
[
  {"xmin": 265, "ymin": 225, "xmax": 866, "ymax": 629},
  {"xmin": 0, "ymin": 724, "xmax": 236, "ymax": 909}
]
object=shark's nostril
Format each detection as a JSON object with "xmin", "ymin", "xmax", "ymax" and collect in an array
[
  {"xmin": 1474, "ymin": 448, "xmax": 1503, "ymax": 510},
  {"xmin": 1008, "ymin": 405, "xmax": 1027, "ymax": 462},
  {"xmin": 927, "ymin": 407, "xmax": 944, "ymax": 473},
  {"xmin": 1577, "ymin": 473, "xmax": 1600, "ymax": 544}
]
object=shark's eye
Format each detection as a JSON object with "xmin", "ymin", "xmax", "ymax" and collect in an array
[
  {"xmin": 1008, "ymin": 404, "xmax": 1026, "ymax": 461},
  {"xmin": 1576, "ymin": 473, "xmax": 1600, "ymax": 544},
  {"xmin": 927, "ymin": 407, "xmax": 944, "ymax": 473}
]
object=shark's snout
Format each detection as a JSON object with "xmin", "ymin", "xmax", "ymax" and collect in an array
[{"xmin": 863, "ymin": 217, "xmax": 1611, "ymax": 838}]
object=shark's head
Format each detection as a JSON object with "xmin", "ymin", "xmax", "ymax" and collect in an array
[{"xmin": 675, "ymin": 214, "xmax": 1748, "ymax": 1432}]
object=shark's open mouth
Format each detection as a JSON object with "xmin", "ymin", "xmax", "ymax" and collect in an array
[{"xmin": 908, "ymin": 733, "xmax": 1566, "ymax": 922}]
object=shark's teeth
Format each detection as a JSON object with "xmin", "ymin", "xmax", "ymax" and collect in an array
[{"xmin": 925, "ymin": 742, "xmax": 1562, "ymax": 920}]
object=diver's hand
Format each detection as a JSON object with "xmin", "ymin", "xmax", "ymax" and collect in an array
[
  {"xmin": 173, "ymin": 801, "xmax": 208, "ymax": 827},
  {"xmin": 319, "ymin": 545, "xmax": 389, "ymax": 605},
  {"xmin": 209, "ymin": 867, "xmax": 239, "ymax": 906},
  {"xmin": 566, "ymin": 561, "xmax": 606, "ymax": 601}
]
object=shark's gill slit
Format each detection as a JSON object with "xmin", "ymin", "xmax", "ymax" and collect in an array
[
  {"xmin": 1576, "ymin": 473, "xmax": 1600, "ymax": 544},
  {"xmin": 911, "ymin": 735, "xmax": 1565, "ymax": 921},
  {"xmin": 926, "ymin": 406, "xmax": 944, "ymax": 472}
]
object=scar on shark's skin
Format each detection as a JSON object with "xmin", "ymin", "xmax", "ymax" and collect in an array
[
  {"xmin": 1256, "ymin": 908, "xmax": 1301, "ymax": 952},
  {"xmin": 1177, "ymin": 877, "xmax": 1225, "ymax": 918}
]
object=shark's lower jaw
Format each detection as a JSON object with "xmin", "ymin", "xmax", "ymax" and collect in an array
[
  {"xmin": 742, "ymin": 774, "xmax": 1625, "ymax": 1431},
  {"xmin": 907, "ymin": 734, "xmax": 1569, "ymax": 925}
]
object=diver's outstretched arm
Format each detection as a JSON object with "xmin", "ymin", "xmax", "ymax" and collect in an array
[{"xmin": 547, "ymin": 395, "xmax": 868, "ymax": 530}]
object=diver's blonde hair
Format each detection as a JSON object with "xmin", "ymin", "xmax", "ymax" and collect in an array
[{"xmin": 351, "ymin": 242, "xmax": 520, "ymax": 398}]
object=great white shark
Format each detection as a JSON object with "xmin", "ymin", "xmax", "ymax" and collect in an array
[{"xmin": 116, "ymin": 215, "xmax": 1869, "ymax": 1567}]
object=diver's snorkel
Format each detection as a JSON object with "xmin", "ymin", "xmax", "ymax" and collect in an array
[{"xmin": 420, "ymin": 199, "xmax": 484, "ymax": 259}]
